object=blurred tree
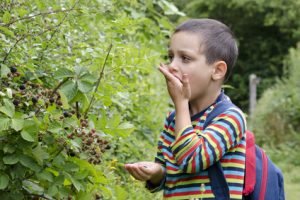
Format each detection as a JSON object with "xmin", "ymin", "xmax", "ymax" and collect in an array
[{"xmin": 173, "ymin": 0, "xmax": 300, "ymax": 111}]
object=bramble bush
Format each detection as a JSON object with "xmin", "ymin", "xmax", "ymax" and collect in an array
[{"xmin": 0, "ymin": 0, "xmax": 184, "ymax": 199}]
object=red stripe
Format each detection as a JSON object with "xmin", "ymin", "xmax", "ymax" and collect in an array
[
  {"xmin": 178, "ymin": 137, "xmax": 201, "ymax": 164},
  {"xmin": 166, "ymin": 175, "xmax": 209, "ymax": 184},
  {"xmin": 211, "ymin": 124, "xmax": 233, "ymax": 145},
  {"xmin": 230, "ymin": 190, "xmax": 243, "ymax": 195},
  {"xmin": 221, "ymin": 158, "xmax": 244, "ymax": 165},
  {"xmin": 203, "ymin": 140, "xmax": 210, "ymax": 168},
  {"xmin": 225, "ymin": 174, "xmax": 244, "ymax": 180},
  {"xmin": 206, "ymin": 133, "xmax": 223, "ymax": 159},
  {"xmin": 218, "ymin": 113, "xmax": 242, "ymax": 135},
  {"xmin": 164, "ymin": 190, "xmax": 213, "ymax": 197},
  {"xmin": 175, "ymin": 130, "xmax": 195, "ymax": 143},
  {"xmin": 166, "ymin": 166, "xmax": 178, "ymax": 171},
  {"xmin": 259, "ymin": 149, "xmax": 268, "ymax": 200},
  {"xmin": 163, "ymin": 152, "xmax": 174, "ymax": 160}
]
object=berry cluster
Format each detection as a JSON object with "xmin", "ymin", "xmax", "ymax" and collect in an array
[
  {"xmin": 1, "ymin": 66, "xmax": 110, "ymax": 165},
  {"xmin": 67, "ymin": 119, "xmax": 110, "ymax": 165}
]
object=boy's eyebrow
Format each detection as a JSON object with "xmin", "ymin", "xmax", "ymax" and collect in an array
[{"xmin": 168, "ymin": 48, "xmax": 197, "ymax": 55}]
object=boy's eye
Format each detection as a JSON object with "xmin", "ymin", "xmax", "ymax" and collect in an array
[{"xmin": 182, "ymin": 55, "xmax": 191, "ymax": 62}]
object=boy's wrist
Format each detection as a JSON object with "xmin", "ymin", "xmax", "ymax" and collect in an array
[
  {"xmin": 149, "ymin": 165, "xmax": 165, "ymax": 185},
  {"xmin": 174, "ymin": 99, "xmax": 189, "ymax": 109}
]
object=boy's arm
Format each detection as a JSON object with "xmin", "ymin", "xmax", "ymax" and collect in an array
[{"xmin": 170, "ymin": 107, "xmax": 246, "ymax": 173}]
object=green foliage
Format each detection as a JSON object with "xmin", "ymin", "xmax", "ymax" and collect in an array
[
  {"xmin": 173, "ymin": 0, "xmax": 300, "ymax": 110},
  {"xmin": 251, "ymin": 43, "xmax": 300, "ymax": 165},
  {"xmin": 0, "ymin": 0, "xmax": 181, "ymax": 199}
]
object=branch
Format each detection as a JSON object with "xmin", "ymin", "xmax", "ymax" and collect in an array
[
  {"xmin": 51, "ymin": 77, "xmax": 70, "ymax": 96},
  {"xmin": 83, "ymin": 44, "xmax": 113, "ymax": 118},
  {"xmin": 1, "ymin": 8, "xmax": 81, "ymax": 27},
  {"xmin": 1, "ymin": 0, "xmax": 79, "ymax": 64},
  {"xmin": 39, "ymin": 0, "xmax": 79, "ymax": 62}
]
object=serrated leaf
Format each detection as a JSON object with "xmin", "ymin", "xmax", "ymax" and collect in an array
[
  {"xmin": 3, "ymin": 154, "xmax": 19, "ymax": 165},
  {"xmin": 0, "ymin": 99, "xmax": 15, "ymax": 118},
  {"xmin": 0, "ymin": 173, "xmax": 9, "ymax": 189},
  {"xmin": 54, "ymin": 68, "xmax": 74, "ymax": 79},
  {"xmin": 77, "ymin": 80, "xmax": 93, "ymax": 93},
  {"xmin": 19, "ymin": 155, "xmax": 41, "ymax": 172},
  {"xmin": 80, "ymin": 73, "xmax": 97, "ymax": 83},
  {"xmin": 2, "ymin": 11, "xmax": 11, "ymax": 24},
  {"xmin": 21, "ymin": 130, "xmax": 35, "ymax": 142},
  {"xmin": 60, "ymin": 80, "xmax": 78, "ymax": 101},
  {"xmin": 0, "ymin": 117, "xmax": 10, "ymax": 131},
  {"xmin": 0, "ymin": 26, "xmax": 15, "ymax": 37},
  {"xmin": 32, "ymin": 145, "xmax": 49, "ymax": 165},
  {"xmin": 117, "ymin": 122, "xmax": 134, "ymax": 130},
  {"xmin": 11, "ymin": 118, "xmax": 24, "ymax": 131},
  {"xmin": 37, "ymin": 170, "xmax": 53, "ymax": 182},
  {"xmin": 21, "ymin": 120, "xmax": 37, "ymax": 142},
  {"xmin": 22, "ymin": 180, "xmax": 44, "ymax": 194}
]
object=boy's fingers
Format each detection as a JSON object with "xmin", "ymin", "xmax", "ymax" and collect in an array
[
  {"xmin": 131, "ymin": 165, "xmax": 150, "ymax": 180},
  {"xmin": 182, "ymin": 74, "xmax": 190, "ymax": 88},
  {"xmin": 158, "ymin": 64, "xmax": 177, "ymax": 82}
]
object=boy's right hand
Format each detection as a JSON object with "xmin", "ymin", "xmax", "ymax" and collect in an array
[{"xmin": 124, "ymin": 161, "xmax": 164, "ymax": 184}]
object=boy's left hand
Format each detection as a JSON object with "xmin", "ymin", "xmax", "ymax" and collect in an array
[{"xmin": 158, "ymin": 63, "xmax": 191, "ymax": 104}]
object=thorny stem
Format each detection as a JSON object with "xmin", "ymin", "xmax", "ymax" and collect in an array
[{"xmin": 83, "ymin": 44, "xmax": 113, "ymax": 118}]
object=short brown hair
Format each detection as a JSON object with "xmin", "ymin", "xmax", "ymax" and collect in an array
[{"xmin": 174, "ymin": 19, "xmax": 238, "ymax": 82}]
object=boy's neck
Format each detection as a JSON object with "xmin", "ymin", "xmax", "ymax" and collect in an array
[{"xmin": 188, "ymin": 88, "xmax": 222, "ymax": 117}]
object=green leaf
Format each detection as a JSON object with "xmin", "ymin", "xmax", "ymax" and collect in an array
[
  {"xmin": 58, "ymin": 90, "xmax": 70, "ymax": 109},
  {"xmin": 0, "ymin": 99, "xmax": 15, "ymax": 118},
  {"xmin": 117, "ymin": 122, "xmax": 135, "ymax": 130},
  {"xmin": 60, "ymin": 80, "xmax": 78, "ymax": 101},
  {"xmin": 37, "ymin": 170, "xmax": 53, "ymax": 182},
  {"xmin": 19, "ymin": 155, "xmax": 41, "ymax": 172},
  {"xmin": 22, "ymin": 180, "xmax": 44, "ymax": 195},
  {"xmin": 21, "ymin": 130, "xmax": 35, "ymax": 142},
  {"xmin": 77, "ymin": 80, "xmax": 94, "ymax": 93},
  {"xmin": 20, "ymin": 120, "xmax": 38, "ymax": 142},
  {"xmin": 0, "ymin": 64, "xmax": 10, "ymax": 78},
  {"xmin": 32, "ymin": 145, "xmax": 49, "ymax": 165},
  {"xmin": 0, "ymin": 117, "xmax": 10, "ymax": 132},
  {"xmin": 3, "ymin": 154, "xmax": 19, "ymax": 165},
  {"xmin": 0, "ymin": 26, "xmax": 15, "ymax": 37},
  {"xmin": 54, "ymin": 68, "xmax": 74, "ymax": 79},
  {"xmin": 11, "ymin": 118, "xmax": 24, "ymax": 131},
  {"xmin": 115, "ymin": 185, "xmax": 128, "ymax": 200},
  {"xmin": 2, "ymin": 11, "xmax": 11, "ymax": 24},
  {"xmin": 0, "ymin": 173, "xmax": 9, "ymax": 189}
]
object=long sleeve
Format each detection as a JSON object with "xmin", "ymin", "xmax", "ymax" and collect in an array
[
  {"xmin": 170, "ymin": 107, "xmax": 246, "ymax": 173},
  {"xmin": 145, "ymin": 113, "xmax": 170, "ymax": 192}
]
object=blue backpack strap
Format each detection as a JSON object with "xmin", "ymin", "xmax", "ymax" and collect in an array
[{"xmin": 204, "ymin": 101, "xmax": 235, "ymax": 200}]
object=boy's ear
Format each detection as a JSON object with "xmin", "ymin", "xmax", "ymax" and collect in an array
[{"xmin": 212, "ymin": 61, "xmax": 227, "ymax": 81}]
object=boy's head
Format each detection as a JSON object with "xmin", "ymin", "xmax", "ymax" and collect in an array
[{"xmin": 169, "ymin": 18, "xmax": 238, "ymax": 82}]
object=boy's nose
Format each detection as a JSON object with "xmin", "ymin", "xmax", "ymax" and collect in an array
[{"xmin": 168, "ymin": 60, "xmax": 179, "ymax": 73}]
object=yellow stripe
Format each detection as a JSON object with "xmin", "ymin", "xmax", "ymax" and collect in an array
[
  {"xmin": 221, "ymin": 162, "xmax": 245, "ymax": 168},
  {"xmin": 166, "ymin": 178, "xmax": 210, "ymax": 187}
]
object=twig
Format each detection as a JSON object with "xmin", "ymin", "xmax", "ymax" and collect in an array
[
  {"xmin": 1, "ymin": 8, "xmax": 81, "ymax": 27},
  {"xmin": 39, "ymin": 0, "xmax": 79, "ymax": 62},
  {"xmin": 51, "ymin": 77, "xmax": 70, "ymax": 96},
  {"xmin": 83, "ymin": 44, "xmax": 113, "ymax": 118}
]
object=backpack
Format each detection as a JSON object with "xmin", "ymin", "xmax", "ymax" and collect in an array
[{"xmin": 167, "ymin": 100, "xmax": 285, "ymax": 200}]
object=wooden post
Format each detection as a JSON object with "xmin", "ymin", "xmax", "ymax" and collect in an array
[{"xmin": 249, "ymin": 74, "xmax": 260, "ymax": 117}]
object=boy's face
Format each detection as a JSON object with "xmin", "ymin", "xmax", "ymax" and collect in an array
[{"xmin": 167, "ymin": 31, "xmax": 215, "ymax": 101}]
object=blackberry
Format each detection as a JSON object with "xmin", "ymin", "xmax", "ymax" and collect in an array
[
  {"xmin": 32, "ymin": 97, "xmax": 38, "ymax": 104},
  {"xmin": 13, "ymin": 99, "xmax": 20, "ymax": 106},
  {"xmin": 19, "ymin": 84, "xmax": 26, "ymax": 90},
  {"xmin": 10, "ymin": 66, "xmax": 17, "ymax": 73}
]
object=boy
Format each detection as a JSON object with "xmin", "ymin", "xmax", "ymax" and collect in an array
[{"xmin": 124, "ymin": 19, "xmax": 246, "ymax": 200}]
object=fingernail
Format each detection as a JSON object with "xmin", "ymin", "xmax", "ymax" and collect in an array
[{"xmin": 143, "ymin": 165, "xmax": 148, "ymax": 168}]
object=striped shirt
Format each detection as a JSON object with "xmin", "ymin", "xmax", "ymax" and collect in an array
[{"xmin": 146, "ymin": 93, "xmax": 247, "ymax": 200}]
